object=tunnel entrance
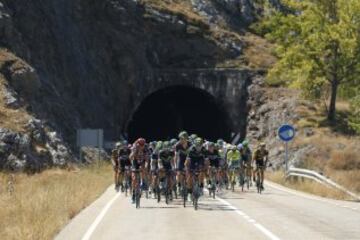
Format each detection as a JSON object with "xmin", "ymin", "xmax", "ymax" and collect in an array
[{"xmin": 127, "ymin": 86, "xmax": 232, "ymax": 142}]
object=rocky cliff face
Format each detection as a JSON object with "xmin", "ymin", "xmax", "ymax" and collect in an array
[{"xmin": 0, "ymin": 0, "xmax": 277, "ymax": 170}]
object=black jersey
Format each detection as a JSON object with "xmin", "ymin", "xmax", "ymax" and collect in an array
[
  {"xmin": 159, "ymin": 149, "xmax": 174, "ymax": 170},
  {"xmin": 188, "ymin": 146, "xmax": 207, "ymax": 170},
  {"xmin": 207, "ymin": 149, "xmax": 220, "ymax": 168}
]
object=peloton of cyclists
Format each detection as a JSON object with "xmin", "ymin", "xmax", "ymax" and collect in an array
[{"xmin": 111, "ymin": 133, "xmax": 270, "ymax": 207}]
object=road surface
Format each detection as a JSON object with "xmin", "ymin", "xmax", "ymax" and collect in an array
[{"xmin": 56, "ymin": 182, "xmax": 360, "ymax": 240}]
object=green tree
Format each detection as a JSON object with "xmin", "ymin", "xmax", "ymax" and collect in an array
[
  {"xmin": 258, "ymin": 0, "xmax": 360, "ymax": 122},
  {"xmin": 349, "ymin": 91, "xmax": 360, "ymax": 134}
]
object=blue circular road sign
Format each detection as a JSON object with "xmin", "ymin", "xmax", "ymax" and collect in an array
[{"xmin": 278, "ymin": 124, "xmax": 295, "ymax": 142}]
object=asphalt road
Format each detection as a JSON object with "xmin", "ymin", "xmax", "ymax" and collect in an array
[{"xmin": 56, "ymin": 181, "xmax": 360, "ymax": 240}]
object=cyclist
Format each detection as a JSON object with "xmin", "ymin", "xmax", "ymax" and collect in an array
[
  {"xmin": 253, "ymin": 142, "xmax": 269, "ymax": 191},
  {"xmin": 170, "ymin": 138, "xmax": 178, "ymax": 149},
  {"xmin": 237, "ymin": 143, "xmax": 246, "ymax": 187},
  {"xmin": 175, "ymin": 131, "xmax": 191, "ymax": 194},
  {"xmin": 111, "ymin": 142, "xmax": 121, "ymax": 190},
  {"xmin": 206, "ymin": 142, "xmax": 220, "ymax": 189},
  {"xmin": 118, "ymin": 140, "xmax": 131, "ymax": 192},
  {"xmin": 150, "ymin": 141, "xmax": 162, "ymax": 198},
  {"xmin": 217, "ymin": 139, "xmax": 228, "ymax": 188},
  {"xmin": 189, "ymin": 134, "xmax": 198, "ymax": 145},
  {"xmin": 129, "ymin": 138, "xmax": 150, "ymax": 203},
  {"xmin": 186, "ymin": 137, "xmax": 207, "ymax": 193},
  {"xmin": 241, "ymin": 140, "xmax": 253, "ymax": 186},
  {"xmin": 227, "ymin": 145, "xmax": 241, "ymax": 190},
  {"xmin": 158, "ymin": 141, "xmax": 175, "ymax": 199}
]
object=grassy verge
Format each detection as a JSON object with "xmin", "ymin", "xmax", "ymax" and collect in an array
[
  {"xmin": 267, "ymin": 171, "xmax": 350, "ymax": 200},
  {"xmin": 0, "ymin": 162, "xmax": 112, "ymax": 240}
]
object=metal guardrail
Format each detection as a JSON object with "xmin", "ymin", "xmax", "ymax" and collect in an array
[{"xmin": 286, "ymin": 167, "xmax": 360, "ymax": 201}]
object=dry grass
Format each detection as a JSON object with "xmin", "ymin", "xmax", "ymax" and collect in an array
[
  {"xmin": 268, "ymin": 171, "xmax": 350, "ymax": 200},
  {"xmin": 243, "ymin": 33, "xmax": 277, "ymax": 69},
  {"xmin": 0, "ymin": 162, "xmax": 112, "ymax": 240},
  {"xmin": 283, "ymin": 98, "xmax": 360, "ymax": 197}
]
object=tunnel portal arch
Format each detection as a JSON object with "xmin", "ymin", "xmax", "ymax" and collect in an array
[{"xmin": 126, "ymin": 85, "xmax": 233, "ymax": 143}]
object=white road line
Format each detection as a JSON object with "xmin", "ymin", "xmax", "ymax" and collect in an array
[
  {"xmin": 216, "ymin": 196, "xmax": 281, "ymax": 240},
  {"xmin": 81, "ymin": 191, "xmax": 121, "ymax": 240},
  {"xmin": 266, "ymin": 181, "xmax": 360, "ymax": 212}
]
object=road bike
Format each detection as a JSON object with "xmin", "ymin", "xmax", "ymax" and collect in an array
[
  {"xmin": 178, "ymin": 171, "xmax": 187, "ymax": 208},
  {"xmin": 228, "ymin": 162, "xmax": 240, "ymax": 192},
  {"xmin": 239, "ymin": 165, "xmax": 246, "ymax": 192},
  {"xmin": 159, "ymin": 169, "xmax": 173, "ymax": 204},
  {"xmin": 208, "ymin": 166, "xmax": 217, "ymax": 199},
  {"xmin": 191, "ymin": 171, "xmax": 201, "ymax": 211},
  {"xmin": 123, "ymin": 166, "xmax": 132, "ymax": 197},
  {"xmin": 255, "ymin": 165, "xmax": 265, "ymax": 194},
  {"xmin": 133, "ymin": 170, "xmax": 141, "ymax": 208}
]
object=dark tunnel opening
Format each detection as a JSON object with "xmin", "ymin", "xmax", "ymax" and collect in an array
[{"xmin": 127, "ymin": 86, "xmax": 232, "ymax": 143}]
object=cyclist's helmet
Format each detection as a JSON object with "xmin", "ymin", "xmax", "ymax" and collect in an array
[
  {"xmin": 242, "ymin": 140, "xmax": 249, "ymax": 147},
  {"xmin": 217, "ymin": 139, "xmax": 224, "ymax": 146},
  {"xmin": 190, "ymin": 134, "xmax": 198, "ymax": 140},
  {"xmin": 163, "ymin": 141, "xmax": 171, "ymax": 149},
  {"xmin": 259, "ymin": 142, "xmax": 266, "ymax": 148},
  {"xmin": 122, "ymin": 140, "xmax": 128, "ymax": 146},
  {"xmin": 194, "ymin": 137, "xmax": 203, "ymax": 147},
  {"xmin": 136, "ymin": 138, "xmax": 146, "ymax": 146},
  {"xmin": 149, "ymin": 141, "xmax": 157, "ymax": 149},
  {"xmin": 170, "ymin": 138, "xmax": 177, "ymax": 146},
  {"xmin": 115, "ymin": 142, "xmax": 122, "ymax": 148},
  {"xmin": 178, "ymin": 131, "xmax": 189, "ymax": 139},
  {"xmin": 237, "ymin": 143, "xmax": 243, "ymax": 150},
  {"xmin": 156, "ymin": 141, "xmax": 163, "ymax": 150}
]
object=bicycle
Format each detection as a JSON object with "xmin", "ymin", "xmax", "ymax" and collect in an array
[
  {"xmin": 228, "ymin": 164, "xmax": 240, "ymax": 192},
  {"xmin": 178, "ymin": 171, "xmax": 187, "ymax": 208},
  {"xmin": 208, "ymin": 166, "xmax": 217, "ymax": 199},
  {"xmin": 243, "ymin": 164, "xmax": 252, "ymax": 190},
  {"xmin": 255, "ymin": 165, "xmax": 265, "ymax": 194},
  {"xmin": 191, "ymin": 171, "xmax": 201, "ymax": 210},
  {"xmin": 162, "ymin": 170, "xmax": 173, "ymax": 204},
  {"xmin": 123, "ymin": 166, "xmax": 132, "ymax": 197},
  {"xmin": 132, "ymin": 170, "xmax": 141, "ymax": 208},
  {"xmin": 239, "ymin": 165, "xmax": 245, "ymax": 192}
]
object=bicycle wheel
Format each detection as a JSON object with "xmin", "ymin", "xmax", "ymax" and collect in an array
[
  {"xmin": 194, "ymin": 197, "xmax": 198, "ymax": 210},
  {"xmin": 136, "ymin": 189, "xmax": 141, "ymax": 208},
  {"xmin": 157, "ymin": 187, "xmax": 161, "ymax": 203},
  {"xmin": 193, "ymin": 188, "xmax": 198, "ymax": 210},
  {"xmin": 183, "ymin": 187, "xmax": 187, "ymax": 208},
  {"xmin": 256, "ymin": 177, "xmax": 261, "ymax": 194}
]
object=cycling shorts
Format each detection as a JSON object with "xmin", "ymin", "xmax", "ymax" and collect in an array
[{"xmin": 177, "ymin": 158, "xmax": 186, "ymax": 171}]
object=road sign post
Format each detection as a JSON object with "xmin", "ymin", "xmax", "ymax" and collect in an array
[
  {"xmin": 278, "ymin": 124, "xmax": 295, "ymax": 173},
  {"xmin": 76, "ymin": 129, "xmax": 104, "ymax": 163}
]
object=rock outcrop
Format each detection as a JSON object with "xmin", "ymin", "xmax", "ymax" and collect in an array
[{"xmin": 0, "ymin": 0, "xmax": 279, "ymax": 170}]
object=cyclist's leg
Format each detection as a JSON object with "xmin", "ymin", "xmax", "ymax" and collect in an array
[
  {"xmin": 186, "ymin": 170, "xmax": 193, "ymax": 191},
  {"xmin": 114, "ymin": 168, "xmax": 119, "ymax": 187},
  {"xmin": 199, "ymin": 169, "xmax": 205, "ymax": 189},
  {"xmin": 131, "ymin": 171, "xmax": 137, "ymax": 202},
  {"xmin": 260, "ymin": 167, "xmax": 265, "ymax": 188}
]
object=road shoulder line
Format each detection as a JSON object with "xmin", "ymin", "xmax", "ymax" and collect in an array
[{"xmin": 215, "ymin": 194, "xmax": 281, "ymax": 240}]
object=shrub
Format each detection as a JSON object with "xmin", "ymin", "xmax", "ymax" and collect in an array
[{"xmin": 329, "ymin": 149, "xmax": 360, "ymax": 170}]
